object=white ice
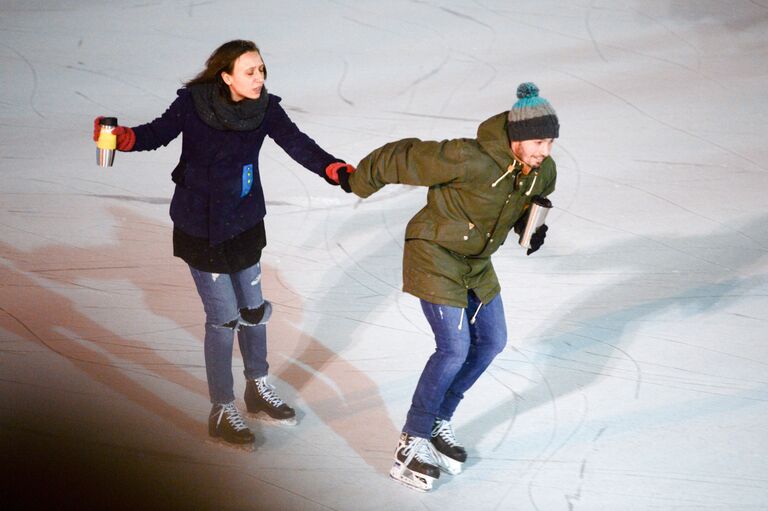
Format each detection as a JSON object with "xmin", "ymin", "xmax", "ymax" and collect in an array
[{"xmin": 1, "ymin": 1, "xmax": 767, "ymax": 510}]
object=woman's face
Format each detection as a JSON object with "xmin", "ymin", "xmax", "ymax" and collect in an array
[{"xmin": 221, "ymin": 51, "xmax": 265, "ymax": 102}]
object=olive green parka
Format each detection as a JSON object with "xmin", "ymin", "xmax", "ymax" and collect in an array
[{"xmin": 349, "ymin": 112, "xmax": 556, "ymax": 308}]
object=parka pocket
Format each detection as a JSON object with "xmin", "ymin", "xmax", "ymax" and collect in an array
[{"xmin": 406, "ymin": 220, "xmax": 483, "ymax": 255}]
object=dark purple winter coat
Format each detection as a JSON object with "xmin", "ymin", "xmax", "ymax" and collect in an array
[{"xmin": 131, "ymin": 88, "xmax": 338, "ymax": 245}]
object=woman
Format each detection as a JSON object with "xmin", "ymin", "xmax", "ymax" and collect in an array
[{"xmin": 93, "ymin": 39, "xmax": 354, "ymax": 449}]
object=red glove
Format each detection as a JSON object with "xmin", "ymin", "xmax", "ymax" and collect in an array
[
  {"xmin": 93, "ymin": 116, "xmax": 136, "ymax": 151},
  {"xmin": 325, "ymin": 162, "xmax": 355, "ymax": 193}
]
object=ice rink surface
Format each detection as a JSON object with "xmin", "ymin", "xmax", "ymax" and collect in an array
[{"xmin": 1, "ymin": 1, "xmax": 767, "ymax": 509}]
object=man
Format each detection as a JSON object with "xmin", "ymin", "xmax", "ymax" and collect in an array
[{"xmin": 329, "ymin": 82, "xmax": 559, "ymax": 491}]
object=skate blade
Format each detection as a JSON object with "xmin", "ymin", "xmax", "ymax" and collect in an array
[
  {"xmin": 248, "ymin": 412, "xmax": 297, "ymax": 427},
  {"xmin": 205, "ymin": 437, "xmax": 256, "ymax": 452},
  {"xmin": 433, "ymin": 451, "xmax": 463, "ymax": 475},
  {"xmin": 389, "ymin": 461, "xmax": 435, "ymax": 492}
]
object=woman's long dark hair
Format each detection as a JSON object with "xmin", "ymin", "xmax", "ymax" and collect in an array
[{"xmin": 185, "ymin": 40, "xmax": 266, "ymax": 97}]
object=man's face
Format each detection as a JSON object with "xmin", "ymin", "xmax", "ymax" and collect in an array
[{"xmin": 511, "ymin": 138, "xmax": 554, "ymax": 170}]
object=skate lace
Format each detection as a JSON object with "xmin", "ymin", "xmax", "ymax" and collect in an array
[
  {"xmin": 402, "ymin": 436, "xmax": 435, "ymax": 466},
  {"xmin": 217, "ymin": 402, "xmax": 248, "ymax": 432},
  {"xmin": 255, "ymin": 377, "xmax": 286, "ymax": 407},
  {"xmin": 433, "ymin": 420, "xmax": 463, "ymax": 448}
]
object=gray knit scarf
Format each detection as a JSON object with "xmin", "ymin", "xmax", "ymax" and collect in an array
[{"xmin": 189, "ymin": 82, "xmax": 270, "ymax": 131}]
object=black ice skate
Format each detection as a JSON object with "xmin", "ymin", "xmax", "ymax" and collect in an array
[
  {"xmin": 208, "ymin": 402, "xmax": 255, "ymax": 451},
  {"xmin": 389, "ymin": 432, "xmax": 441, "ymax": 492},
  {"xmin": 244, "ymin": 376, "xmax": 297, "ymax": 426},
  {"xmin": 431, "ymin": 418, "xmax": 467, "ymax": 475}
]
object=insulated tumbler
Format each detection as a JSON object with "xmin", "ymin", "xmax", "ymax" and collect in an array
[
  {"xmin": 96, "ymin": 117, "xmax": 118, "ymax": 167},
  {"xmin": 519, "ymin": 195, "xmax": 552, "ymax": 249}
]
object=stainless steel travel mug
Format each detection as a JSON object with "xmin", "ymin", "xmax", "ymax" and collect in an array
[
  {"xmin": 96, "ymin": 117, "xmax": 118, "ymax": 167},
  {"xmin": 519, "ymin": 195, "xmax": 552, "ymax": 249}
]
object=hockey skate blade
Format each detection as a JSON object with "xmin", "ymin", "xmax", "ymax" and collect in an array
[
  {"xmin": 389, "ymin": 461, "xmax": 435, "ymax": 492},
  {"xmin": 205, "ymin": 437, "xmax": 256, "ymax": 452},
  {"xmin": 432, "ymin": 450, "xmax": 463, "ymax": 475},
  {"xmin": 248, "ymin": 412, "xmax": 297, "ymax": 427}
]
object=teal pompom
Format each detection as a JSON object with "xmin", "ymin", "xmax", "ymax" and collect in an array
[{"xmin": 516, "ymin": 82, "xmax": 539, "ymax": 99}]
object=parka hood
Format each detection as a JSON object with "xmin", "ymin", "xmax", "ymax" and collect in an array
[{"xmin": 477, "ymin": 112, "xmax": 514, "ymax": 170}]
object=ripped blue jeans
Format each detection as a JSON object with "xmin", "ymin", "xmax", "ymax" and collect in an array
[
  {"xmin": 404, "ymin": 291, "xmax": 507, "ymax": 438},
  {"xmin": 189, "ymin": 262, "xmax": 272, "ymax": 404}
]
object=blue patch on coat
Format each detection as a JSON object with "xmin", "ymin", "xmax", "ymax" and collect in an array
[{"xmin": 241, "ymin": 164, "xmax": 254, "ymax": 198}]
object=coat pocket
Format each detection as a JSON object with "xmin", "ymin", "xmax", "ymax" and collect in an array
[
  {"xmin": 406, "ymin": 219, "xmax": 483, "ymax": 255},
  {"xmin": 171, "ymin": 158, "xmax": 186, "ymax": 185}
]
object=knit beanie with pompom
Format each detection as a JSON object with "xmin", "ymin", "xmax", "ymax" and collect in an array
[{"xmin": 507, "ymin": 82, "xmax": 559, "ymax": 142}]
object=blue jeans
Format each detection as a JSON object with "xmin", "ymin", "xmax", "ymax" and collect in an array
[
  {"xmin": 189, "ymin": 262, "xmax": 272, "ymax": 404},
  {"xmin": 404, "ymin": 291, "xmax": 507, "ymax": 438}
]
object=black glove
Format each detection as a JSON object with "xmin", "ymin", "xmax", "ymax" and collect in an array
[
  {"xmin": 526, "ymin": 224, "xmax": 548, "ymax": 255},
  {"xmin": 337, "ymin": 165, "xmax": 353, "ymax": 193},
  {"xmin": 324, "ymin": 162, "xmax": 355, "ymax": 193},
  {"xmin": 513, "ymin": 213, "xmax": 528, "ymax": 237}
]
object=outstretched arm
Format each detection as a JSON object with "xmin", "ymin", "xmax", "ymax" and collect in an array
[
  {"xmin": 267, "ymin": 100, "xmax": 340, "ymax": 179},
  {"xmin": 129, "ymin": 93, "xmax": 189, "ymax": 152},
  {"xmin": 349, "ymin": 137, "xmax": 468, "ymax": 198}
]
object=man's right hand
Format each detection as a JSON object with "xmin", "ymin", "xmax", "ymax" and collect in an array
[{"xmin": 325, "ymin": 162, "xmax": 356, "ymax": 193}]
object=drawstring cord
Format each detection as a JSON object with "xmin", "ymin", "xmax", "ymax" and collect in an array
[
  {"xmin": 470, "ymin": 302, "xmax": 483, "ymax": 325},
  {"xmin": 492, "ymin": 159, "xmax": 539, "ymax": 195},
  {"xmin": 491, "ymin": 160, "xmax": 520, "ymax": 188},
  {"xmin": 491, "ymin": 167, "xmax": 513, "ymax": 188},
  {"xmin": 525, "ymin": 173, "xmax": 538, "ymax": 196},
  {"xmin": 458, "ymin": 302, "xmax": 484, "ymax": 330}
]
